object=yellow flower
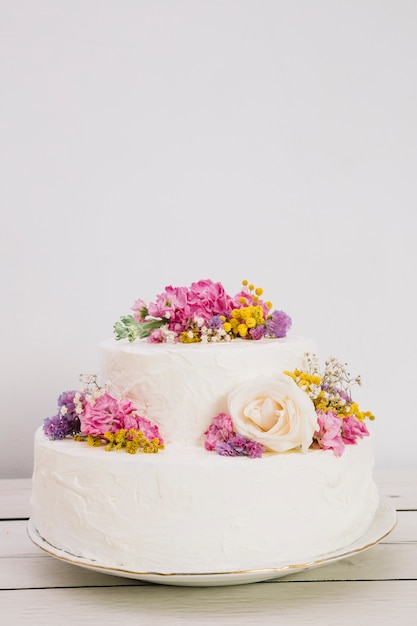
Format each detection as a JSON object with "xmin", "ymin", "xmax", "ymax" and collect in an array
[
  {"xmin": 223, "ymin": 321, "xmax": 232, "ymax": 332},
  {"xmin": 238, "ymin": 323, "xmax": 248, "ymax": 337}
]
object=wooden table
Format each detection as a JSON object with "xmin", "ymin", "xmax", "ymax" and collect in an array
[{"xmin": 1, "ymin": 472, "xmax": 416, "ymax": 625}]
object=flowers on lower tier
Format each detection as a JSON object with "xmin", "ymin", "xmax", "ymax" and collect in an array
[
  {"xmin": 43, "ymin": 375, "xmax": 164, "ymax": 454},
  {"xmin": 204, "ymin": 413, "xmax": 265, "ymax": 458},
  {"xmin": 114, "ymin": 279, "xmax": 292, "ymax": 344},
  {"xmin": 205, "ymin": 354, "xmax": 373, "ymax": 458}
]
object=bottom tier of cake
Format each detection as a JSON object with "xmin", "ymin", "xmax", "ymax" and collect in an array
[{"xmin": 31, "ymin": 428, "xmax": 379, "ymax": 574}]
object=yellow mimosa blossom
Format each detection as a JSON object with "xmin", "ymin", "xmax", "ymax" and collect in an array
[{"xmin": 238, "ymin": 323, "xmax": 248, "ymax": 337}]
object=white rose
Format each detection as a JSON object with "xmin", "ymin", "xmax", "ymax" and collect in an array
[{"xmin": 227, "ymin": 375, "xmax": 318, "ymax": 453}]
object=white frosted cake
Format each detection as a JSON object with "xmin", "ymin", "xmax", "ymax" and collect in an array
[{"xmin": 31, "ymin": 280, "xmax": 379, "ymax": 577}]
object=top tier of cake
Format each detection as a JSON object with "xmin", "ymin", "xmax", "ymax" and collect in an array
[{"xmin": 100, "ymin": 336, "xmax": 317, "ymax": 447}]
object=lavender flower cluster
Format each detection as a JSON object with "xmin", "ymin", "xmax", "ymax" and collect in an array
[{"xmin": 43, "ymin": 390, "xmax": 82, "ymax": 440}]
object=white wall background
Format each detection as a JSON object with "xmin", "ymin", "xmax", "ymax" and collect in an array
[{"xmin": 1, "ymin": 0, "xmax": 416, "ymax": 477}]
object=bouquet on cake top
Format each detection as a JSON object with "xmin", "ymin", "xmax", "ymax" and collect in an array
[{"xmin": 114, "ymin": 279, "xmax": 292, "ymax": 344}]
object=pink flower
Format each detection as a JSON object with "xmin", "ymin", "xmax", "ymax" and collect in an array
[
  {"xmin": 80, "ymin": 392, "xmax": 137, "ymax": 437},
  {"xmin": 341, "ymin": 415, "xmax": 370, "ymax": 444},
  {"xmin": 188, "ymin": 280, "xmax": 234, "ymax": 322},
  {"xmin": 314, "ymin": 410, "xmax": 345, "ymax": 456},
  {"xmin": 131, "ymin": 298, "xmax": 147, "ymax": 321},
  {"xmin": 136, "ymin": 415, "xmax": 164, "ymax": 445},
  {"xmin": 204, "ymin": 412, "xmax": 234, "ymax": 451},
  {"xmin": 148, "ymin": 286, "xmax": 190, "ymax": 320}
]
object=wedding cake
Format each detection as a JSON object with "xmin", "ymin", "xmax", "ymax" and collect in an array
[{"xmin": 31, "ymin": 280, "xmax": 379, "ymax": 578}]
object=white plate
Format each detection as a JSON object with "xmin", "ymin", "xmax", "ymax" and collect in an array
[{"xmin": 27, "ymin": 499, "xmax": 397, "ymax": 587}]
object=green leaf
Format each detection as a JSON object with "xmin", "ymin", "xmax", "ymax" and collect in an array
[{"xmin": 113, "ymin": 315, "xmax": 166, "ymax": 342}]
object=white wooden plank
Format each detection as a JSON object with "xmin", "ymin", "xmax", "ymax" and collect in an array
[
  {"xmin": 1, "ymin": 581, "xmax": 417, "ymax": 626},
  {"xmin": 386, "ymin": 510, "xmax": 417, "ymax": 544},
  {"xmin": 375, "ymin": 470, "xmax": 417, "ymax": 509},
  {"xmin": 0, "ymin": 478, "xmax": 32, "ymax": 519},
  {"xmin": 1, "ymin": 541, "xmax": 416, "ymax": 591}
]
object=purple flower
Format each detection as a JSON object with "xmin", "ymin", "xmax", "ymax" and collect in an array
[
  {"xmin": 228, "ymin": 434, "xmax": 248, "ymax": 453},
  {"xmin": 215, "ymin": 441, "xmax": 237, "ymax": 456},
  {"xmin": 43, "ymin": 414, "xmax": 76, "ymax": 440},
  {"xmin": 209, "ymin": 316, "xmax": 223, "ymax": 329},
  {"xmin": 205, "ymin": 413, "xmax": 265, "ymax": 458},
  {"xmin": 243, "ymin": 439, "xmax": 265, "ymax": 459},
  {"xmin": 43, "ymin": 389, "xmax": 83, "ymax": 439},
  {"xmin": 249, "ymin": 326, "xmax": 267, "ymax": 340},
  {"xmin": 265, "ymin": 310, "xmax": 292, "ymax": 338}
]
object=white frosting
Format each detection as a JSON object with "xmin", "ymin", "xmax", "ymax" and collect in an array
[
  {"xmin": 31, "ymin": 336, "xmax": 380, "ymax": 574},
  {"xmin": 32, "ymin": 431, "xmax": 379, "ymax": 574},
  {"xmin": 100, "ymin": 336, "xmax": 317, "ymax": 446}
]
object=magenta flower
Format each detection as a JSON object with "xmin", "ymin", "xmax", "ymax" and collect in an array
[
  {"xmin": 80, "ymin": 392, "xmax": 136, "ymax": 437},
  {"xmin": 204, "ymin": 412, "xmax": 265, "ymax": 458},
  {"xmin": 188, "ymin": 279, "xmax": 234, "ymax": 322},
  {"xmin": 136, "ymin": 415, "xmax": 164, "ymax": 445},
  {"xmin": 341, "ymin": 415, "xmax": 370, "ymax": 444},
  {"xmin": 204, "ymin": 412, "xmax": 234, "ymax": 451},
  {"xmin": 148, "ymin": 285, "xmax": 190, "ymax": 321},
  {"xmin": 314, "ymin": 410, "xmax": 345, "ymax": 456}
]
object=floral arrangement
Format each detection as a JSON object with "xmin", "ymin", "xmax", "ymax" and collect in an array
[
  {"xmin": 114, "ymin": 279, "xmax": 291, "ymax": 344},
  {"xmin": 204, "ymin": 354, "xmax": 374, "ymax": 458},
  {"xmin": 43, "ymin": 375, "xmax": 164, "ymax": 454}
]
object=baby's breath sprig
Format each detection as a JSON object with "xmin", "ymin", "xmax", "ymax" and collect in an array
[
  {"xmin": 286, "ymin": 353, "xmax": 374, "ymax": 423},
  {"xmin": 74, "ymin": 374, "xmax": 105, "ymax": 414}
]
